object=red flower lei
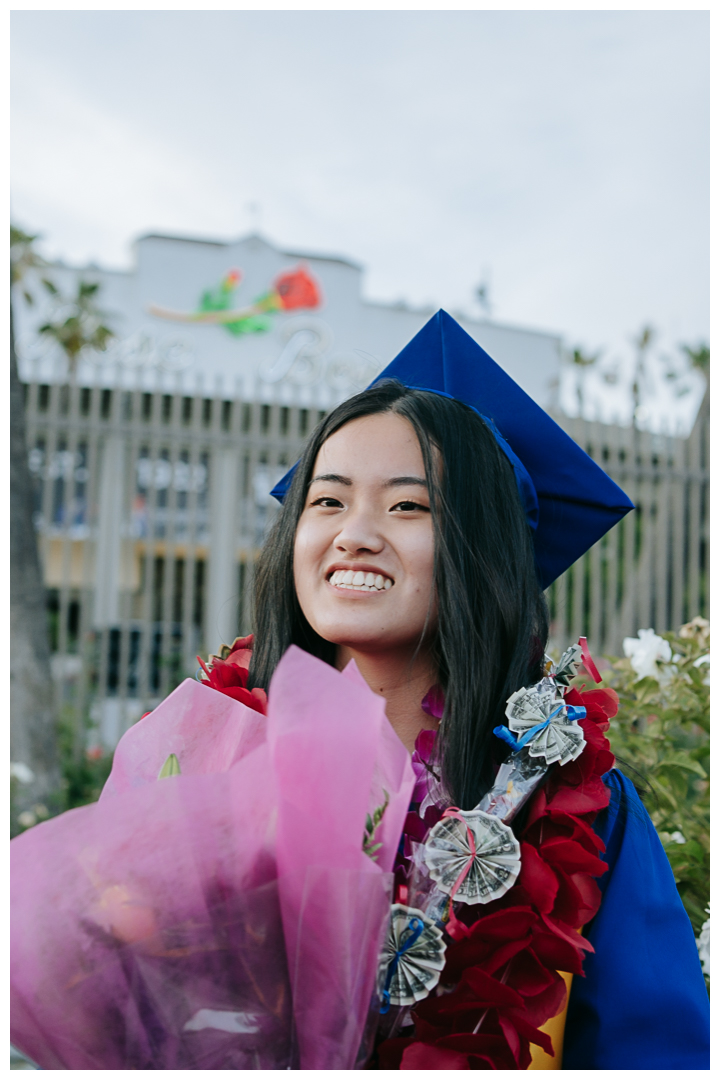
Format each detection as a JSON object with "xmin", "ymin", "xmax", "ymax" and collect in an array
[{"xmin": 379, "ymin": 681, "xmax": 619, "ymax": 1070}]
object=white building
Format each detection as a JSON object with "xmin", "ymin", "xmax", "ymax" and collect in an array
[{"xmin": 15, "ymin": 231, "xmax": 563, "ymax": 408}]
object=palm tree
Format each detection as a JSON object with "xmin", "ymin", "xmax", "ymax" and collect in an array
[
  {"xmin": 10, "ymin": 227, "xmax": 61, "ymax": 823},
  {"xmin": 680, "ymin": 342, "xmax": 710, "ymax": 381},
  {"xmin": 38, "ymin": 279, "xmax": 114, "ymax": 377},
  {"xmin": 631, "ymin": 325, "xmax": 655, "ymax": 429},
  {"xmin": 570, "ymin": 346, "xmax": 601, "ymax": 418},
  {"xmin": 663, "ymin": 341, "xmax": 709, "ymax": 411}
]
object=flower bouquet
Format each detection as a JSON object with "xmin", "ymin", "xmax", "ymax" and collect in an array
[{"xmin": 10, "ymin": 645, "xmax": 415, "ymax": 1070}]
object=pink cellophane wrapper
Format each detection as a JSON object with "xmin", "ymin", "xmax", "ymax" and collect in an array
[{"xmin": 10, "ymin": 646, "xmax": 415, "ymax": 1070}]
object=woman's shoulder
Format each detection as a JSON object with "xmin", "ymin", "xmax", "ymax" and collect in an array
[
  {"xmin": 593, "ymin": 766, "xmax": 681, "ymax": 882},
  {"xmin": 595, "ymin": 767, "xmax": 648, "ymax": 837}
]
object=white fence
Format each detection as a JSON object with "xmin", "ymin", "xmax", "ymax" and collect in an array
[
  {"xmin": 546, "ymin": 398, "xmax": 709, "ymax": 654},
  {"xmin": 22, "ymin": 368, "xmax": 708, "ymax": 750}
]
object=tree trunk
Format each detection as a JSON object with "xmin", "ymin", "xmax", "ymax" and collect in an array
[{"xmin": 10, "ymin": 301, "xmax": 61, "ymax": 822}]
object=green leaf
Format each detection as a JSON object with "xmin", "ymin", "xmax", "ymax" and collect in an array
[
  {"xmin": 633, "ymin": 678, "xmax": 661, "ymax": 705},
  {"xmin": 680, "ymin": 839, "xmax": 706, "ymax": 863},
  {"xmin": 158, "ymin": 753, "xmax": 181, "ymax": 778},
  {"xmin": 362, "ymin": 790, "xmax": 390, "ymax": 859},
  {"xmin": 659, "ymin": 754, "xmax": 707, "ymax": 778}
]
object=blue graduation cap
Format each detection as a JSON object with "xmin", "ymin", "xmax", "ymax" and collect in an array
[{"xmin": 270, "ymin": 310, "xmax": 633, "ymax": 589}]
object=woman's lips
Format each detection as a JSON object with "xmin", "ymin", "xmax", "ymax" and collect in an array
[{"xmin": 327, "ymin": 568, "xmax": 393, "ymax": 591}]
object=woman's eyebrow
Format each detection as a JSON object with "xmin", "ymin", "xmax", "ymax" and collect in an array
[
  {"xmin": 383, "ymin": 476, "xmax": 428, "ymax": 488},
  {"xmin": 308, "ymin": 473, "xmax": 428, "ymax": 489},
  {"xmin": 308, "ymin": 473, "xmax": 352, "ymax": 486}
]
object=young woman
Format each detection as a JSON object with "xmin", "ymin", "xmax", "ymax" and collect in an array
[
  {"xmin": 11, "ymin": 313, "xmax": 708, "ymax": 1070},
  {"xmin": 248, "ymin": 374, "xmax": 709, "ymax": 1069}
]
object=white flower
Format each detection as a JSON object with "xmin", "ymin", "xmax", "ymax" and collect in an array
[
  {"xmin": 623, "ymin": 628, "xmax": 673, "ymax": 682},
  {"xmin": 10, "ymin": 761, "xmax": 35, "ymax": 784},
  {"xmin": 669, "ymin": 831, "xmax": 686, "ymax": 845},
  {"xmin": 696, "ymin": 908, "xmax": 710, "ymax": 976},
  {"xmin": 679, "ymin": 617, "xmax": 710, "ymax": 649}
]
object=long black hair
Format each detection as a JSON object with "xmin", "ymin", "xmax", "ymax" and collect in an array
[{"xmin": 248, "ymin": 380, "xmax": 549, "ymax": 809}]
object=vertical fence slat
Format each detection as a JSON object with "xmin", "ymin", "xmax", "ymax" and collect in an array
[
  {"xmin": 77, "ymin": 379, "xmax": 103, "ymax": 744},
  {"xmin": 136, "ymin": 389, "xmax": 162, "ymax": 710},
  {"xmin": 686, "ymin": 409, "xmax": 703, "ymax": 621},
  {"xmin": 635, "ymin": 430, "xmax": 653, "ymax": 632},
  {"xmin": 653, "ymin": 438, "xmax": 671, "ymax": 633},
  {"xmin": 158, "ymin": 393, "xmax": 180, "ymax": 700},
  {"xmin": 670, "ymin": 435, "xmax": 687, "ymax": 630},
  {"xmin": 115, "ymin": 388, "xmax": 137, "ymax": 733},
  {"xmin": 618, "ymin": 435, "xmax": 639, "ymax": 641}
]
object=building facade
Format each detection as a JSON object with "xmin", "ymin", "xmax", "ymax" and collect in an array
[{"xmin": 14, "ymin": 231, "xmax": 563, "ymax": 406}]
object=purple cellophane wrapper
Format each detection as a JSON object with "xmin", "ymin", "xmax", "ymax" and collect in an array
[{"xmin": 11, "ymin": 646, "xmax": 415, "ymax": 1070}]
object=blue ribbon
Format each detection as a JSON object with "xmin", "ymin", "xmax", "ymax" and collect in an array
[
  {"xmin": 493, "ymin": 703, "xmax": 587, "ymax": 751},
  {"xmin": 380, "ymin": 916, "xmax": 425, "ymax": 1014}
]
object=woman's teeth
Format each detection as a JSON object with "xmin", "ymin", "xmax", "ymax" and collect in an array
[{"xmin": 328, "ymin": 569, "xmax": 393, "ymax": 591}]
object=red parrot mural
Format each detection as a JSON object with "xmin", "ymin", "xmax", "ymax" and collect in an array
[{"xmin": 148, "ymin": 265, "xmax": 321, "ymax": 337}]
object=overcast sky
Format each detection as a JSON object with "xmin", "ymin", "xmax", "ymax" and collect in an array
[{"xmin": 11, "ymin": 9, "xmax": 709, "ymax": 429}]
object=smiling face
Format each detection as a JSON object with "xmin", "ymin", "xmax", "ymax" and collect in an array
[{"xmin": 293, "ymin": 411, "xmax": 437, "ymax": 659}]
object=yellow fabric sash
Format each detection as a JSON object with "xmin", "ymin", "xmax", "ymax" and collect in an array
[{"xmin": 528, "ymin": 971, "xmax": 573, "ymax": 1070}]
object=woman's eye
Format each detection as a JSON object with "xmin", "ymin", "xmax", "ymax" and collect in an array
[
  {"xmin": 309, "ymin": 496, "xmax": 344, "ymax": 508},
  {"xmin": 391, "ymin": 500, "xmax": 430, "ymax": 513}
]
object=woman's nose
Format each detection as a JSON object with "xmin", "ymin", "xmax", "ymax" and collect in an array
[{"xmin": 332, "ymin": 508, "xmax": 384, "ymax": 554}]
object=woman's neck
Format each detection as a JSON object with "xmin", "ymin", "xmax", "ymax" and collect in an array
[{"xmin": 335, "ymin": 644, "xmax": 439, "ymax": 753}]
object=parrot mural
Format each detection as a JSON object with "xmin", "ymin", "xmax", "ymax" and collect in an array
[{"xmin": 149, "ymin": 265, "xmax": 321, "ymax": 337}]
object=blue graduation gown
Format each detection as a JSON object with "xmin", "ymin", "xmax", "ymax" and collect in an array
[{"xmin": 563, "ymin": 770, "xmax": 709, "ymax": 1069}]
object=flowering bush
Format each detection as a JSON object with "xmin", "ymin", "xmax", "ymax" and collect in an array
[
  {"xmin": 11, "ymin": 704, "xmax": 114, "ymax": 837},
  {"xmin": 598, "ymin": 619, "xmax": 709, "ymax": 950}
]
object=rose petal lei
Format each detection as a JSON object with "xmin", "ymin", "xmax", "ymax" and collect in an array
[{"xmin": 379, "ymin": 673, "xmax": 619, "ymax": 1071}]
